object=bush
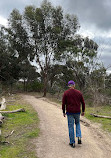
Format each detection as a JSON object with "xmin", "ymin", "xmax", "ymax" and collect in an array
[{"xmin": 27, "ymin": 81, "xmax": 43, "ymax": 92}]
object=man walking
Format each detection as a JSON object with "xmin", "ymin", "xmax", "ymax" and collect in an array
[{"xmin": 62, "ymin": 80, "xmax": 85, "ymax": 148}]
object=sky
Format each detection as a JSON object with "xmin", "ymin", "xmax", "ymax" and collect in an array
[{"xmin": 0, "ymin": 0, "xmax": 111, "ymax": 73}]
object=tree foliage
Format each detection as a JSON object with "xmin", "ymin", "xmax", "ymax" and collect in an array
[
  {"xmin": 0, "ymin": 26, "xmax": 20, "ymax": 85},
  {"xmin": 22, "ymin": 0, "xmax": 80, "ymax": 96},
  {"xmin": 0, "ymin": 0, "xmax": 109, "ymax": 102}
]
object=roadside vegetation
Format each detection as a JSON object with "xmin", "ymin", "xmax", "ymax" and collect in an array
[
  {"xmin": 0, "ymin": 94, "xmax": 39, "ymax": 158},
  {"xmin": 85, "ymin": 105, "xmax": 111, "ymax": 132}
]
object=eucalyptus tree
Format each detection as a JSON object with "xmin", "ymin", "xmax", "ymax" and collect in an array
[
  {"xmin": 7, "ymin": 9, "xmax": 39, "ymax": 90},
  {"xmin": 7, "ymin": 0, "xmax": 99, "ymax": 96},
  {"xmin": 8, "ymin": 9, "xmax": 33, "ymax": 61},
  {"xmin": 19, "ymin": 60, "xmax": 40, "ymax": 91},
  {"xmin": 24, "ymin": 0, "xmax": 79, "ymax": 96},
  {"xmin": 0, "ymin": 26, "xmax": 8, "ymax": 82},
  {"xmin": 105, "ymin": 73, "xmax": 111, "ymax": 97},
  {"xmin": 62, "ymin": 35, "xmax": 99, "ymax": 90},
  {"xmin": 0, "ymin": 25, "xmax": 20, "ymax": 88},
  {"xmin": 47, "ymin": 64, "xmax": 74, "ymax": 90}
]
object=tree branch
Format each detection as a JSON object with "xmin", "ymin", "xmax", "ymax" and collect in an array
[
  {"xmin": 90, "ymin": 113, "xmax": 111, "ymax": 119},
  {"xmin": 5, "ymin": 130, "xmax": 15, "ymax": 138},
  {"xmin": 0, "ymin": 108, "xmax": 25, "ymax": 113}
]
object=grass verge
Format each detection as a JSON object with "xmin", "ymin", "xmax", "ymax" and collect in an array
[
  {"xmin": 85, "ymin": 105, "xmax": 111, "ymax": 132},
  {"xmin": 0, "ymin": 94, "xmax": 39, "ymax": 158}
]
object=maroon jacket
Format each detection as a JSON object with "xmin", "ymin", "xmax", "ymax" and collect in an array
[{"xmin": 62, "ymin": 88, "xmax": 85, "ymax": 114}]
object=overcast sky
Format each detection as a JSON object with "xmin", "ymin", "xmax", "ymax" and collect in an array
[{"xmin": 0, "ymin": 0, "xmax": 111, "ymax": 72}]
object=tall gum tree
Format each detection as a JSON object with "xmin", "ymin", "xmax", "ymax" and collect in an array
[
  {"xmin": 60, "ymin": 35, "xmax": 99, "ymax": 90},
  {"xmin": 7, "ymin": 0, "xmax": 99, "ymax": 96},
  {"xmin": 24, "ymin": 0, "xmax": 79, "ymax": 96},
  {"xmin": 0, "ymin": 26, "xmax": 20, "ymax": 89},
  {"xmin": 7, "ymin": 9, "xmax": 39, "ymax": 91}
]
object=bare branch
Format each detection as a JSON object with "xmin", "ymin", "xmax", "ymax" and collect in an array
[
  {"xmin": 90, "ymin": 113, "xmax": 111, "ymax": 119},
  {"xmin": 5, "ymin": 130, "xmax": 15, "ymax": 138},
  {"xmin": 0, "ymin": 108, "xmax": 25, "ymax": 113}
]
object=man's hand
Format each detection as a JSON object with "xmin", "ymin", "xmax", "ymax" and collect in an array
[
  {"xmin": 81, "ymin": 112, "xmax": 85, "ymax": 116},
  {"xmin": 63, "ymin": 113, "xmax": 66, "ymax": 117}
]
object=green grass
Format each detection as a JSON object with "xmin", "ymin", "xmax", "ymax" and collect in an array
[
  {"xmin": 0, "ymin": 94, "xmax": 39, "ymax": 158},
  {"xmin": 85, "ymin": 105, "xmax": 111, "ymax": 132}
]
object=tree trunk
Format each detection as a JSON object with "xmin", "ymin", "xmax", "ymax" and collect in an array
[
  {"xmin": 24, "ymin": 80, "xmax": 26, "ymax": 91},
  {"xmin": 10, "ymin": 83, "xmax": 13, "ymax": 93},
  {"xmin": 43, "ymin": 72, "xmax": 47, "ymax": 97},
  {"xmin": 43, "ymin": 86, "xmax": 47, "ymax": 97}
]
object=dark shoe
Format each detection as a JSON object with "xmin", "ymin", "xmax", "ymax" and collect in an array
[
  {"xmin": 78, "ymin": 137, "xmax": 82, "ymax": 144},
  {"xmin": 69, "ymin": 143, "xmax": 75, "ymax": 148}
]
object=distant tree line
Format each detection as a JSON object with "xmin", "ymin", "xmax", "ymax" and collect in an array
[{"xmin": 0, "ymin": 0, "xmax": 111, "ymax": 105}]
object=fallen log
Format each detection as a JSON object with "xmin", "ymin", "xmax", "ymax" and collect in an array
[
  {"xmin": 90, "ymin": 113, "xmax": 111, "ymax": 119},
  {"xmin": 0, "ymin": 113, "xmax": 4, "ymax": 120},
  {"xmin": 0, "ymin": 141, "xmax": 10, "ymax": 144},
  {"xmin": 5, "ymin": 130, "xmax": 15, "ymax": 138},
  {"xmin": 0, "ymin": 108, "xmax": 25, "ymax": 114},
  {"xmin": 0, "ymin": 113, "xmax": 4, "ymax": 125},
  {"xmin": 0, "ymin": 97, "xmax": 6, "ymax": 110}
]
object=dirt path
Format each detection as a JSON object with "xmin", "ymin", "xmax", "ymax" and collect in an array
[{"xmin": 23, "ymin": 95, "xmax": 111, "ymax": 158}]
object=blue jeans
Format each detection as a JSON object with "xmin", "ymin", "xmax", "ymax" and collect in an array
[{"xmin": 67, "ymin": 114, "xmax": 81, "ymax": 144}]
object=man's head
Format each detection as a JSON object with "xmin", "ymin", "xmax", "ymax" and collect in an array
[{"xmin": 68, "ymin": 80, "xmax": 75, "ymax": 88}]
